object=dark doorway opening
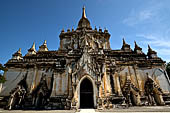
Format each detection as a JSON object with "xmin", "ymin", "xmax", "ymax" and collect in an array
[
  {"xmin": 36, "ymin": 92, "xmax": 44, "ymax": 109},
  {"xmin": 80, "ymin": 78, "xmax": 94, "ymax": 108}
]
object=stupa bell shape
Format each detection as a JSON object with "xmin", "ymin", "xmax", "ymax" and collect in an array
[
  {"xmin": 38, "ymin": 40, "xmax": 48, "ymax": 52},
  {"xmin": 134, "ymin": 41, "xmax": 143, "ymax": 54},
  {"xmin": 147, "ymin": 44, "xmax": 157, "ymax": 58},
  {"xmin": 12, "ymin": 48, "xmax": 22, "ymax": 60},
  {"xmin": 27, "ymin": 42, "xmax": 36, "ymax": 55},
  {"xmin": 121, "ymin": 38, "xmax": 131, "ymax": 52},
  {"xmin": 77, "ymin": 6, "xmax": 92, "ymax": 30}
]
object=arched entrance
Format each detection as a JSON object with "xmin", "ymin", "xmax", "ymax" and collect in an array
[
  {"xmin": 35, "ymin": 92, "xmax": 44, "ymax": 109},
  {"xmin": 80, "ymin": 78, "xmax": 94, "ymax": 108}
]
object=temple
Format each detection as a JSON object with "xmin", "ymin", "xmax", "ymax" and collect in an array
[{"xmin": 0, "ymin": 7, "xmax": 170, "ymax": 110}]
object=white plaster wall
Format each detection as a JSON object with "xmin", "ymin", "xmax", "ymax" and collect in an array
[
  {"xmin": 0, "ymin": 68, "xmax": 26, "ymax": 96},
  {"xmin": 117, "ymin": 66, "xmax": 170, "ymax": 94},
  {"xmin": 50, "ymin": 72, "xmax": 68, "ymax": 97}
]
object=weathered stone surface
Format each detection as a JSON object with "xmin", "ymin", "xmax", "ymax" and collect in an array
[{"xmin": 0, "ymin": 7, "xmax": 170, "ymax": 110}]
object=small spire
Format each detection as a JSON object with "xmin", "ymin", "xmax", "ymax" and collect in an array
[
  {"xmin": 104, "ymin": 27, "xmax": 108, "ymax": 33},
  {"xmin": 18, "ymin": 48, "xmax": 21, "ymax": 54},
  {"xmin": 134, "ymin": 41, "xmax": 142, "ymax": 53},
  {"xmin": 123, "ymin": 38, "xmax": 126, "ymax": 45},
  {"xmin": 28, "ymin": 42, "xmax": 36, "ymax": 52},
  {"xmin": 147, "ymin": 44, "xmax": 157, "ymax": 58},
  {"xmin": 82, "ymin": 6, "xmax": 86, "ymax": 18},
  {"xmin": 43, "ymin": 40, "xmax": 47, "ymax": 45},
  {"xmin": 99, "ymin": 26, "xmax": 102, "ymax": 32},
  {"xmin": 31, "ymin": 42, "xmax": 36, "ymax": 50},
  {"xmin": 121, "ymin": 38, "xmax": 131, "ymax": 51},
  {"xmin": 134, "ymin": 41, "xmax": 140, "ymax": 49},
  {"xmin": 14, "ymin": 48, "xmax": 22, "ymax": 55},
  {"xmin": 148, "ymin": 44, "xmax": 156, "ymax": 53},
  {"xmin": 12, "ymin": 48, "xmax": 22, "ymax": 59},
  {"xmin": 27, "ymin": 42, "xmax": 36, "ymax": 55},
  {"xmin": 95, "ymin": 26, "xmax": 97, "ymax": 30},
  {"xmin": 134, "ymin": 41, "xmax": 137, "ymax": 45},
  {"xmin": 148, "ymin": 44, "xmax": 152, "ymax": 51},
  {"xmin": 134, "ymin": 41, "xmax": 138, "ymax": 48}
]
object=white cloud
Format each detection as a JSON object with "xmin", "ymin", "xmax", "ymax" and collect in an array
[
  {"xmin": 122, "ymin": 1, "xmax": 170, "ymax": 62},
  {"xmin": 123, "ymin": 9, "xmax": 154, "ymax": 26},
  {"xmin": 136, "ymin": 34, "xmax": 170, "ymax": 62},
  {"xmin": 137, "ymin": 34, "xmax": 170, "ymax": 48},
  {"xmin": 139, "ymin": 10, "xmax": 153, "ymax": 21},
  {"xmin": 122, "ymin": 1, "xmax": 162, "ymax": 26},
  {"xmin": 155, "ymin": 48, "xmax": 170, "ymax": 56}
]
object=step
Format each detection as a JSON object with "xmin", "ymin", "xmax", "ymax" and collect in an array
[{"xmin": 165, "ymin": 101, "xmax": 170, "ymax": 104}]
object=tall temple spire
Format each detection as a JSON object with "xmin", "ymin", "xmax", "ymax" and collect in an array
[
  {"xmin": 77, "ymin": 6, "xmax": 92, "ymax": 30},
  {"xmin": 82, "ymin": 6, "xmax": 86, "ymax": 18}
]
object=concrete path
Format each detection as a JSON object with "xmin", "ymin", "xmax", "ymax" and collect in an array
[{"xmin": 76, "ymin": 109, "xmax": 99, "ymax": 113}]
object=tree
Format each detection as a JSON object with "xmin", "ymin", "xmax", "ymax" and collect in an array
[
  {"xmin": 0, "ymin": 64, "xmax": 6, "ymax": 83},
  {"xmin": 166, "ymin": 62, "xmax": 170, "ymax": 79}
]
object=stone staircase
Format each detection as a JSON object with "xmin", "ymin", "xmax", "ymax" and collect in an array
[
  {"xmin": 0, "ymin": 97, "xmax": 7, "ymax": 108},
  {"xmin": 24, "ymin": 95, "xmax": 34, "ymax": 109},
  {"xmin": 162, "ymin": 94, "xmax": 170, "ymax": 105},
  {"xmin": 123, "ymin": 79, "xmax": 131, "ymax": 92}
]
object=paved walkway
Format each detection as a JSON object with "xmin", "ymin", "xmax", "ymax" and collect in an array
[
  {"xmin": 76, "ymin": 109, "xmax": 99, "ymax": 113},
  {"xmin": 1, "ymin": 106, "xmax": 170, "ymax": 113}
]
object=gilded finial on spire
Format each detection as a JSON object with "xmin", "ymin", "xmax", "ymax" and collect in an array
[
  {"xmin": 31, "ymin": 42, "xmax": 36, "ymax": 50},
  {"xmin": 12, "ymin": 48, "xmax": 22, "ymax": 59},
  {"xmin": 27, "ymin": 42, "xmax": 36, "ymax": 55},
  {"xmin": 43, "ymin": 40, "xmax": 47, "ymax": 45},
  {"xmin": 38, "ymin": 40, "xmax": 48, "ymax": 52},
  {"xmin": 82, "ymin": 6, "xmax": 86, "ymax": 18},
  {"xmin": 18, "ymin": 48, "xmax": 21, "ymax": 54}
]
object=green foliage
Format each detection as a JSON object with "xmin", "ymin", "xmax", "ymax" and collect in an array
[
  {"xmin": 166, "ymin": 62, "xmax": 170, "ymax": 79},
  {"xmin": 0, "ymin": 63, "xmax": 6, "ymax": 83}
]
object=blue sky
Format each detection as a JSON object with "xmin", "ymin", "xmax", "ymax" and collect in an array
[{"xmin": 1, "ymin": 0, "xmax": 170, "ymax": 64}]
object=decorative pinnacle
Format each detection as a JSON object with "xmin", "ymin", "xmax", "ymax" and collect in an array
[
  {"xmin": 82, "ymin": 6, "xmax": 86, "ymax": 18},
  {"xmin": 148, "ymin": 44, "xmax": 152, "ymax": 51},
  {"xmin": 134, "ymin": 41, "xmax": 142, "ymax": 51},
  {"xmin": 134, "ymin": 41, "xmax": 138, "ymax": 47},
  {"xmin": 123, "ymin": 38, "xmax": 126, "ymax": 45},
  {"xmin": 61, "ymin": 28, "xmax": 64, "ymax": 32},
  {"xmin": 43, "ymin": 40, "xmax": 47, "ymax": 45},
  {"xmin": 95, "ymin": 26, "xmax": 97, "ymax": 30},
  {"xmin": 18, "ymin": 48, "xmax": 21, "ymax": 54},
  {"xmin": 32, "ymin": 42, "xmax": 35, "ymax": 49},
  {"xmin": 29, "ymin": 42, "xmax": 36, "ymax": 51}
]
